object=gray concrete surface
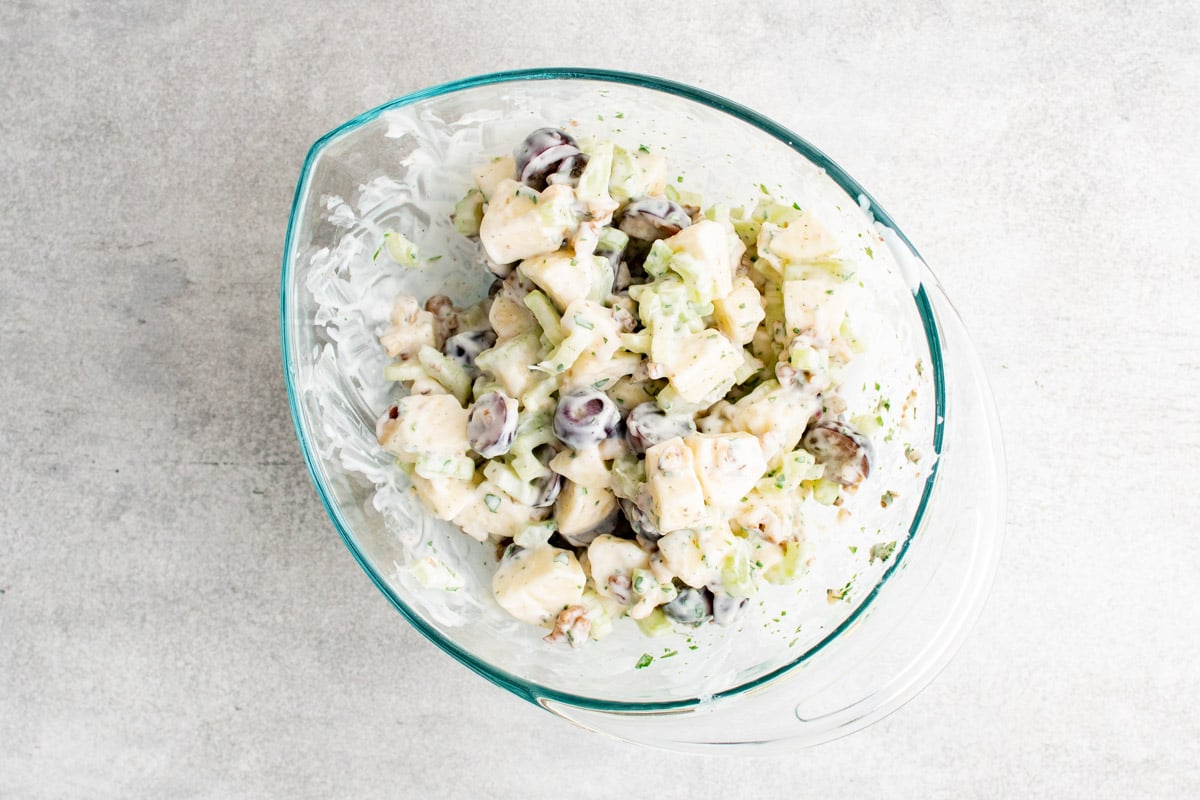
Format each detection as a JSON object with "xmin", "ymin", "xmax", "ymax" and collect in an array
[{"xmin": 2, "ymin": 1, "xmax": 1198, "ymax": 797}]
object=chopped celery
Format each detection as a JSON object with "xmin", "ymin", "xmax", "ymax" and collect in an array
[
  {"xmin": 514, "ymin": 520, "xmax": 557, "ymax": 549},
  {"xmin": 720, "ymin": 548, "xmax": 756, "ymax": 599},
  {"xmin": 523, "ymin": 290, "xmax": 566, "ymax": 346},
  {"xmin": 417, "ymin": 345, "xmax": 471, "ymax": 405},
  {"xmin": 414, "ymin": 453, "xmax": 474, "ymax": 481},
  {"xmin": 733, "ymin": 351, "xmax": 764, "ymax": 385},
  {"xmin": 764, "ymin": 540, "xmax": 815, "ymax": 584},
  {"xmin": 534, "ymin": 328, "xmax": 591, "ymax": 374},
  {"xmin": 452, "ymin": 189, "xmax": 484, "ymax": 236},
  {"xmin": 705, "ymin": 203, "xmax": 731, "ymax": 224},
  {"xmin": 383, "ymin": 232, "xmax": 420, "ymax": 266},
  {"xmin": 642, "ymin": 239, "xmax": 674, "ymax": 279},
  {"xmin": 664, "ymin": 184, "xmax": 703, "ymax": 207},
  {"xmin": 629, "ymin": 568, "xmax": 656, "ymax": 598},
  {"xmin": 595, "ymin": 225, "xmax": 629, "ymax": 255},
  {"xmin": 520, "ymin": 375, "xmax": 558, "ymax": 414},
  {"xmin": 508, "ymin": 412, "xmax": 556, "ymax": 481},
  {"xmin": 619, "ymin": 331, "xmax": 652, "ymax": 354},
  {"xmin": 576, "ymin": 141, "xmax": 614, "ymax": 205},
  {"xmin": 759, "ymin": 449, "xmax": 823, "ymax": 494},
  {"xmin": 610, "ymin": 454, "xmax": 645, "ymax": 501},
  {"xmin": 482, "ymin": 461, "xmax": 539, "ymax": 506},
  {"xmin": 383, "ymin": 361, "xmax": 427, "ymax": 383},
  {"xmin": 475, "ymin": 331, "xmax": 541, "ymax": 398},
  {"xmin": 809, "ymin": 478, "xmax": 842, "ymax": 506},
  {"xmin": 636, "ymin": 608, "xmax": 673, "ymax": 637}
]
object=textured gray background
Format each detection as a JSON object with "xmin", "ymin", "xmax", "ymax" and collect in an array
[{"xmin": 2, "ymin": 0, "xmax": 1198, "ymax": 797}]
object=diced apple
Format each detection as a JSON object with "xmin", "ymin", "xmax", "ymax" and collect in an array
[{"xmin": 644, "ymin": 437, "xmax": 708, "ymax": 532}]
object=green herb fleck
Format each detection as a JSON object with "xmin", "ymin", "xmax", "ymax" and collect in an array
[
  {"xmin": 869, "ymin": 541, "xmax": 897, "ymax": 564},
  {"xmin": 865, "ymin": 246, "xmax": 874, "ymax": 259},
  {"xmin": 635, "ymin": 653, "xmax": 653, "ymax": 669},
  {"xmin": 484, "ymin": 494, "xmax": 500, "ymax": 512},
  {"xmin": 827, "ymin": 576, "xmax": 855, "ymax": 604}
]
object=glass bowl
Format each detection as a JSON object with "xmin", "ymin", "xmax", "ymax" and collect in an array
[{"xmin": 281, "ymin": 68, "xmax": 1004, "ymax": 752}]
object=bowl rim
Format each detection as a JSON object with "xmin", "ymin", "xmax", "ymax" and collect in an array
[{"xmin": 281, "ymin": 66, "xmax": 946, "ymax": 712}]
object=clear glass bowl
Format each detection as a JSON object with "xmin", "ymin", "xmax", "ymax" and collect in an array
[{"xmin": 281, "ymin": 68, "xmax": 1005, "ymax": 752}]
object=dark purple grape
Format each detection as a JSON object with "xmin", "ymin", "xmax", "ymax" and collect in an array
[
  {"xmin": 712, "ymin": 594, "xmax": 749, "ymax": 627},
  {"xmin": 553, "ymin": 388, "xmax": 621, "ymax": 450},
  {"xmin": 561, "ymin": 525, "xmax": 610, "ymax": 549},
  {"xmin": 531, "ymin": 444, "xmax": 562, "ymax": 508},
  {"xmin": 801, "ymin": 419, "xmax": 873, "ymax": 487},
  {"xmin": 444, "ymin": 329, "xmax": 496, "ymax": 375},
  {"xmin": 514, "ymin": 128, "xmax": 588, "ymax": 191},
  {"xmin": 662, "ymin": 587, "xmax": 713, "ymax": 626},
  {"xmin": 613, "ymin": 261, "xmax": 632, "ymax": 292},
  {"xmin": 618, "ymin": 198, "xmax": 692, "ymax": 242},
  {"xmin": 468, "ymin": 391, "xmax": 518, "ymax": 458},
  {"xmin": 593, "ymin": 237, "xmax": 627, "ymax": 272},
  {"xmin": 625, "ymin": 402, "xmax": 697, "ymax": 454},
  {"xmin": 620, "ymin": 496, "xmax": 661, "ymax": 547}
]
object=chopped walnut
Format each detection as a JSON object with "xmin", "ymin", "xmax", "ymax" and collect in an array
[
  {"xmin": 543, "ymin": 605, "xmax": 591, "ymax": 648},
  {"xmin": 823, "ymin": 394, "xmax": 848, "ymax": 416},
  {"xmin": 607, "ymin": 574, "xmax": 632, "ymax": 605},
  {"xmin": 424, "ymin": 294, "xmax": 458, "ymax": 345},
  {"xmin": 775, "ymin": 361, "xmax": 798, "ymax": 387},
  {"xmin": 611, "ymin": 305, "xmax": 638, "ymax": 333}
]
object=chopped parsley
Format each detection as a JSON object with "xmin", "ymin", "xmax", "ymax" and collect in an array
[{"xmin": 869, "ymin": 541, "xmax": 897, "ymax": 564}]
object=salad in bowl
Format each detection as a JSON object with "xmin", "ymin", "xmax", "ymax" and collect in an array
[{"xmin": 281, "ymin": 69, "xmax": 1003, "ymax": 751}]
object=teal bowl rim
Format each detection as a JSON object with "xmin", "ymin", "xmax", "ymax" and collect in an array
[{"xmin": 281, "ymin": 67, "xmax": 946, "ymax": 713}]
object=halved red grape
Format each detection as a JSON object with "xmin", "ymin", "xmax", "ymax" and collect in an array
[
  {"xmin": 514, "ymin": 128, "xmax": 588, "ymax": 191},
  {"xmin": 468, "ymin": 391, "xmax": 518, "ymax": 458},
  {"xmin": 444, "ymin": 329, "xmax": 496, "ymax": 374},
  {"xmin": 618, "ymin": 198, "xmax": 692, "ymax": 241},
  {"xmin": 531, "ymin": 444, "xmax": 563, "ymax": 508},
  {"xmin": 801, "ymin": 419, "xmax": 873, "ymax": 487},
  {"xmin": 712, "ymin": 594, "xmax": 749, "ymax": 627},
  {"xmin": 625, "ymin": 402, "xmax": 696, "ymax": 454},
  {"xmin": 553, "ymin": 388, "xmax": 621, "ymax": 450},
  {"xmin": 662, "ymin": 587, "xmax": 713, "ymax": 626}
]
